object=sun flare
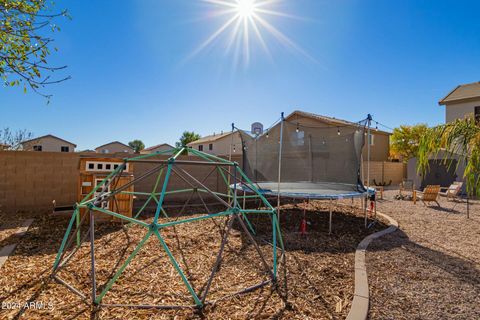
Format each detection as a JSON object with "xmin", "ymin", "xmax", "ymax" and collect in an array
[
  {"xmin": 236, "ymin": 0, "xmax": 256, "ymax": 18},
  {"xmin": 189, "ymin": 0, "xmax": 311, "ymax": 68}
]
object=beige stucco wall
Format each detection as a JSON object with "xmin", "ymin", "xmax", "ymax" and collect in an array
[
  {"xmin": 188, "ymin": 132, "xmax": 242, "ymax": 156},
  {"xmin": 95, "ymin": 142, "xmax": 134, "ymax": 154},
  {"xmin": 289, "ymin": 114, "xmax": 391, "ymax": 162},
  {"xmin": 362, "ymin": 132, "xmax": 390, "ymax": 161},
  {"xmin": 140, "ymin": 144, "xmax": 174, "ymax": 154},
  {"xmin": 444, "ymin": 99, "xmax": 480, "ymax": 123},
  {"xmin": 22, "ymin": 136, "xmax": 75, "ymax": 152}
]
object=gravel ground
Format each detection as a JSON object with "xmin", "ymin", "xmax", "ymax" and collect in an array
[{"xmin": 368, "ymin": 190, "xmax": 480, "ymax": 320}]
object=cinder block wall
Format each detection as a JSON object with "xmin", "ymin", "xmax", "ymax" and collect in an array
[
  {"xmin": 0, "ymin": 151, "xmax": 243, "ymax": 213},
  {"xmin": 0, "ymin": 151, "xmax": 79, "ymax": 212},
  {"xmin": 362, "ymin": 161, "xmax": 406, "ymax": 186}
]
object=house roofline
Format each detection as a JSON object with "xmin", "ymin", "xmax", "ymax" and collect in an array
[
  {"xmin": 143, "ymin": 143, "xmax": 174, "ymax": 151},
  {"xmin": 95, "ymin": 141, "xmax": 133, "ymax": 150},
  {"xmin": 21, "ymin": 134, "xmax": 77, "ymax": 147},
  {"xmin": 286, "ymin": 110, "xmax": 391, "ymax": 135}
]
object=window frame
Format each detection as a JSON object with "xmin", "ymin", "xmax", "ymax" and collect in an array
[
  {"xmin": 61, "ymin": 146, "xmax": 69, "ymax": 152},
  {"xmin": 198, "ymin": 145, "xmax": 203, "ymax": 151},
  {"xmin": 209, "ymin": 143, "xmax": 213, "ymax": 151},
  {"xmin": 368, "ymin": 133, "xmax": 375, "ymax": 146},
  {"xmin": 33, "ymin": 145, "xmax": 42, "ymax": 152}
]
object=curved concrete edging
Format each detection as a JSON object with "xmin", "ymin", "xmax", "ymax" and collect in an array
[{"xmin": 346, "ymin": 212, "xmax": 399, "ymax": 320}]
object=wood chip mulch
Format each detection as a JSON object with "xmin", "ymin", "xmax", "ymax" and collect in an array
[{"xmin": 0, "ymin": 201, "xmax": 385, "ymax": 319}]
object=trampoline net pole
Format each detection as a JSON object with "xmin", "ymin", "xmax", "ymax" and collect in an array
[{"xmin": 277, "ymin": 112, "xmax": 285, "ymax": 223}]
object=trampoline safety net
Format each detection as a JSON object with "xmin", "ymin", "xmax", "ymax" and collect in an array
[{"xmin": 238, "ymin": 118, "xmax": 369, "ymax": 197}]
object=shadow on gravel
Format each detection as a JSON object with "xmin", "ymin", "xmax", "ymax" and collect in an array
[{"xmin": 369, "ymin": 229, "xmax": 480, "ymax": 287}]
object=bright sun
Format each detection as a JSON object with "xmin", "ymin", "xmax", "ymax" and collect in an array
[
  {"xmin": 189, "ymin": 0, "xmax": 311, "ymax": 68},
  {"xmin": 236, "ymin": 0, "xmax": 256, "ymax": 18}
]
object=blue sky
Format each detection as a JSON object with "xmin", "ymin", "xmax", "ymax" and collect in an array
[{"xmin": 2, "ymin": 0, "xmax": 480, "ymax": 150}]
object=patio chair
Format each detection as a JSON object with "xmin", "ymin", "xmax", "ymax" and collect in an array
[
  {"xmin": 439, "ymin": 182, "xmax": 463, "ymax": 201},
  {"xmin": 399, "ymin": 179, "xmax": 415, "ymax": 196},
  {"xmin": 416, "ymin": 185, "xmax": 441, "ymax": 206}
]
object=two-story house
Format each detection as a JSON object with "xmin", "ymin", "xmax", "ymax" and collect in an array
[
  {"xmin": 21, "ymin": 134, "xmax": 76, "ymax": 152},
  {"xmin": 439, "ymin": 81, "xmax": 480, "ymax": 123}
]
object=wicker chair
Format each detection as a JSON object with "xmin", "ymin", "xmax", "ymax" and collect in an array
[{"xmin": 416, "ymin": 185, "xmax": 441, "ymax": 206}]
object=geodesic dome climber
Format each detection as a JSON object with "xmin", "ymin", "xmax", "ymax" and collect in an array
[{"xmin": 51, "ymin": 146, "xmax": 284, "ymax": 310}]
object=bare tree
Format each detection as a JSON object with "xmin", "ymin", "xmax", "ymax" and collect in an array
[{"xmin": 0, "ymin": 128, "xmax": 35, "ymax": 150}]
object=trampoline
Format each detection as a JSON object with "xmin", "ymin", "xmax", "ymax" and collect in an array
[
  {"xmin": 236, "ymin": 182, "xmax": 374, "ymax": 200},
  {"xmin": 234, "ymin": 112, "xmax": 376, "ymax": 233}
]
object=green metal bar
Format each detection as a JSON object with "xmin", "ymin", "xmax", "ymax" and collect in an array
[
  {"xmin": 123, "ymin": 188, "xmax": 196, "ymax": 196},
  {"xmin": 189, "ymin": 148, "xmax": 234, "ymax": 164},
  {"xmin": 95, "ymin": 230, "xmax": 152, "ymax": 303},
  {"xmin": 196, "ymin": 188, "xmax": 231, "ymax": 198},
  {"xmin": 157, "ymin": 210, "xmax": 234, "ymax": 229},
  {"xmin": 241, "ymin": 212, "xmax": 256, "ymax": 235},
  {"xmin": 127, "ymin": 148, "xmax": 179, "ymax": 161},
  {"xmin": 120, "ymin": 191, "xmax": 152, "ymax": 196},
  {"xmin": 53, "ymin": 208, "xmax": 79, "ymax": 270},
  {"xmin": 75, "ymin": 208, "xmax": 81, "ymax": 247},
  {"xmin": 236, "ymin": 194, "xmax": 263, "ymax": 199},
  {"xmin": 150, "ymin": 196, "xmax": 169, "ymax": 218},
  {"xmin": 133, "ymin": 195, "xmax": 153, "ymax": 219},
  {"xmin": 91, "ymin": 206, "xmax": 150, "ymax": 228},
  {"xmin": 154, "ymin": 164, "xmax": 172, "ymax": 223},
  {"xmin": 240, "ymin": 209, "xmax": 274, "ymax": 214},
  {"xmin": 236, "ymin": 168, "xmax": 275, "ymax": 210},
  {"xmin": 171, "ymin": 147, "xmax": 185, "ymax": 160},
  {"xmin": 153, "ymin": 230, "xmax": 202, "ymax": 306}
]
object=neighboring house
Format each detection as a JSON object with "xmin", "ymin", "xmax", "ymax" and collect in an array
[
  {"xmin": 21, "ymin": 134, "xmax": 76, "ymax": 152},
  {"xmin": 0, "ymin": 143, "xmax": 10, "ymax": 150},
  {"xmin": 187, "ymin": 110, "xmax": 391, "ymax": 160},
  {"xmin": 140, "ymin": 143, "xmax": 175, "ymax": 155},
  {"xmin": 95, "ymin": 141, "xmax": 134, "ymax": 154},
  {"xmin": 439, "ymin": 81, "xmax": 480, "ymax": 123},
  {"xmin": 286, "ymin": 110, "xmax": 391, "ymax": 161},
  {"xmin": 406, "ymin": 83, "xmax": 479, "ymax": 190},
  {"xmin": 187, "ymin": 131, "xmax": 242, "ymax": 156}
]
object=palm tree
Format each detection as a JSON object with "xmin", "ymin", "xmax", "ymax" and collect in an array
[{"xmin": 417, "ymin": 115, "xmax": 480, "ymax": 198}]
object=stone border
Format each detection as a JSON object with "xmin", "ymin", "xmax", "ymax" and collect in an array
[
  {"xmin": 0, "ymin": 219, "xmax": 34, "ymax": 269},
  {"xmin": 346, "ymin": 212, "xmax": 398, "ymax": 320}
]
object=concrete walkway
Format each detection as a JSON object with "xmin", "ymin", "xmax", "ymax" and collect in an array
[{"xmin": 0, "ymin": 219, "xmax": 34, "ymax": 269}]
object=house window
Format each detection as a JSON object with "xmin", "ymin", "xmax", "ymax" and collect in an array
[
  {"xmin": 368, "ymin": 134, "xmax": 375, "ymax": 146},
  {"xmin": 198, "ymin": 145, "xmax": 203, "ymax": 151},
  {"xmin": 61, "ymin": 146, "xmax": 69, "ymax": 152},
  {"xmin": 209, "ymin": 143, "xmax": 213, "ymax": 151},
  {"xmin": 33, "ymin": 145, "xmax": 42, "ymax": 151},
  {"xmin": 475, "ymin": 106, "xmax": 480, "ymax": 123},
  {"xmin": 102, "ymin": 149, "xmax": 109, "ymax": 154}
]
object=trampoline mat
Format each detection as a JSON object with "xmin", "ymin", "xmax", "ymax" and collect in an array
[{"xmin": 235, "ymin": 182, "xmax": 372, "ymax": 199}]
